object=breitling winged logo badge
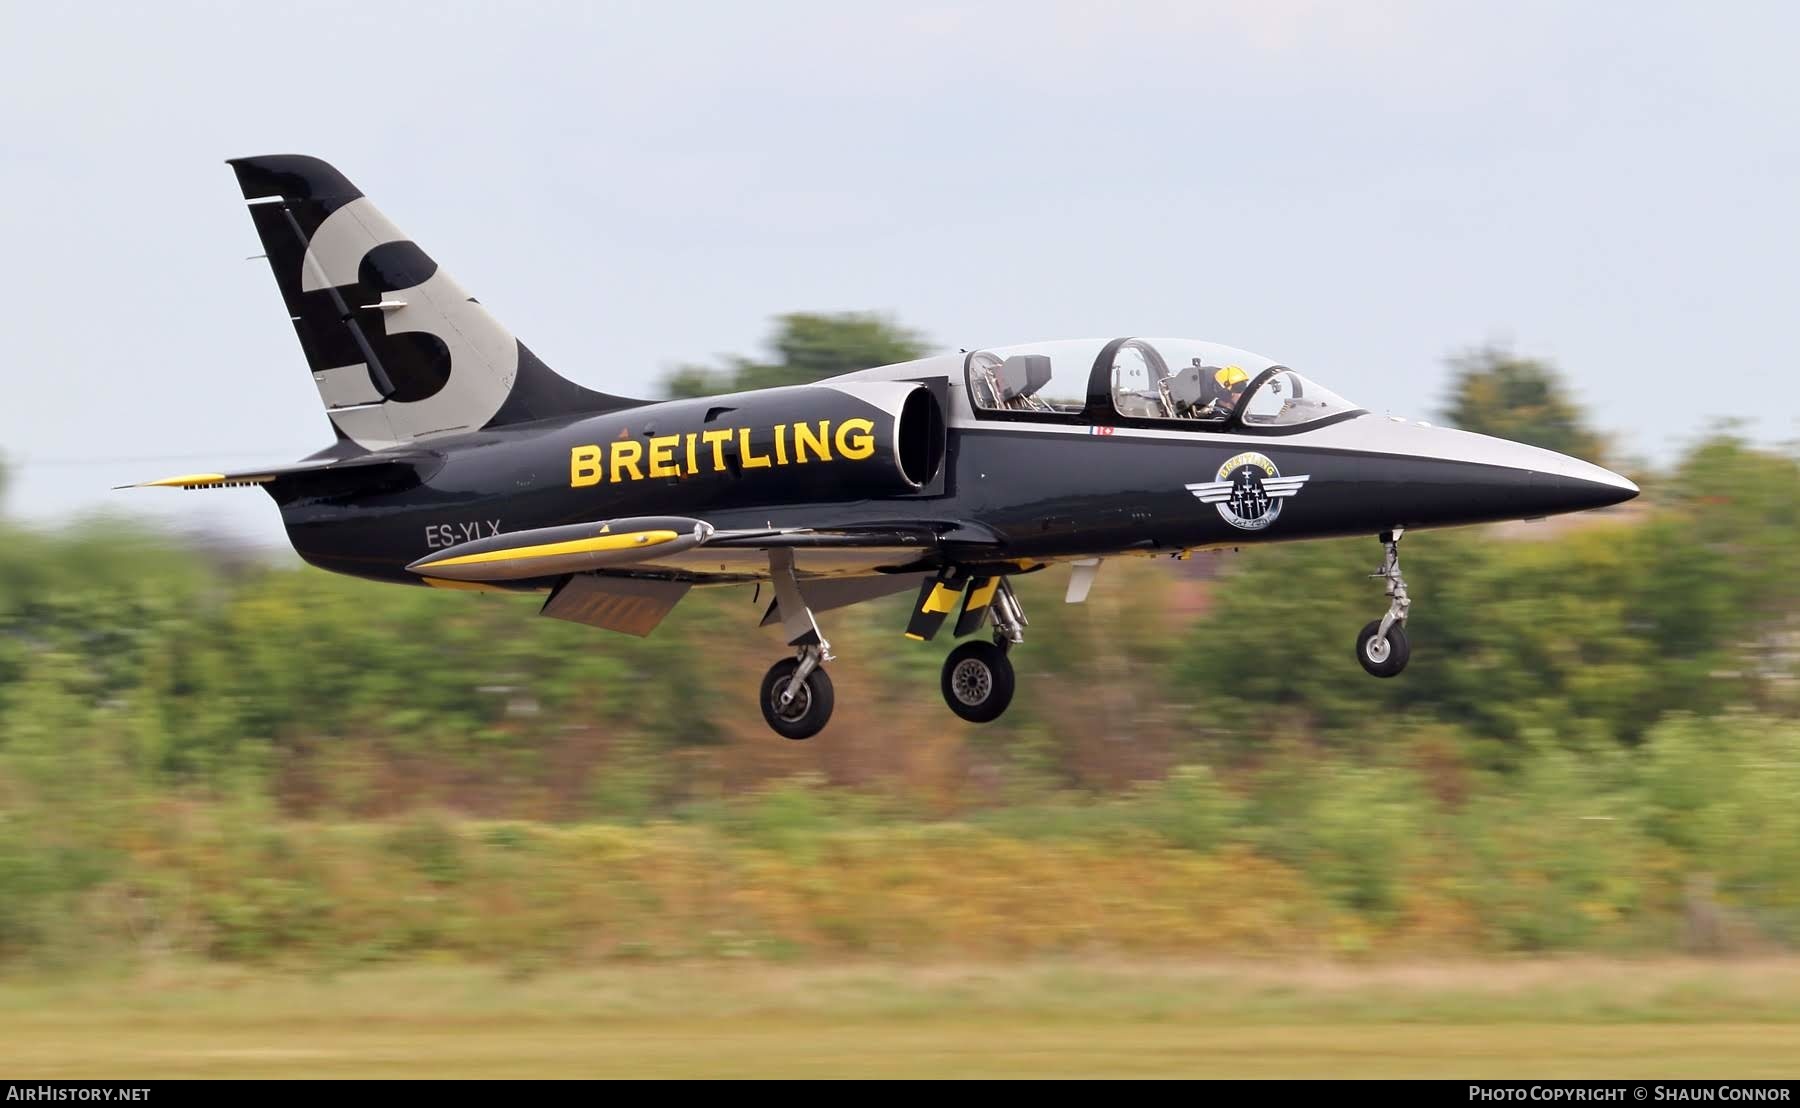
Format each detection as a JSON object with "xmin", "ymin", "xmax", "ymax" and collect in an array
[{"xmin": 1185, "ymin": 451, "xmax": 1311, "ymax": 531}]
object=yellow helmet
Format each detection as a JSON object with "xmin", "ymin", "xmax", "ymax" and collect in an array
[{"xmin": 1213, "ymin": 364, "xmax": 1250, "ymax": 389}]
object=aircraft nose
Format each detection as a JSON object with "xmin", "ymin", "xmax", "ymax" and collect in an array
[
  {"xmin": 1464, "ymin": 432, "xmax": 1639, "ymax": 516},
  {"xmin": 1313, "ymin": 419, "xmax": 1641, "ymax": 527},
  {"xmin": 1529, "ymin": 464, "xmax": 1639, "ymax": 513}
]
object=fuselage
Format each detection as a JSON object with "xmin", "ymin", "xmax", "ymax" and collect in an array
[{"xmin": 270, "ymin": 350, "xmax": 1639, "ymax": 588}]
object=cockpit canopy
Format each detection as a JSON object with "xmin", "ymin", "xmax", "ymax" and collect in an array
[{"xmin": 966, "ymin": 337, "xmax": 1362, "ymax": 429}]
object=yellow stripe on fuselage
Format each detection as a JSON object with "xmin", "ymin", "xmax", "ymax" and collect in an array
[{"xmin": 423, "ymin": 529, "xmax": 680, "ymax": 569}]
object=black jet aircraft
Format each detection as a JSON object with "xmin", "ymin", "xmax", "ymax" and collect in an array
[{"xmin": 129, "ymin": 155, "xmax": 1640, "ymax": 739}]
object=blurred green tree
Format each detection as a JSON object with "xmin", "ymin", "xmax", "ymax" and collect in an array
[
  {"xmin": 1441, "ymin": 345, "xmax": 1608, "ymax": 461},
  {"xmin": 662, "ymin": 312, "xmax": 929, "ymax": 398}
]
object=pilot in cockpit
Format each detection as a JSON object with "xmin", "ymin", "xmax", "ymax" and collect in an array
[{"xmin": 1164, "ymin": 360, "xmax": 1249, "ymax": 419}]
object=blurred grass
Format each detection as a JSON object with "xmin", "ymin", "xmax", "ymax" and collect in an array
[{"xmin": 4, "ymin": 960, "xmax": 1800, "ymax": 1077}]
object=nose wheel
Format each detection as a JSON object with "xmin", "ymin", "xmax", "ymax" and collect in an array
[
  {"xmin": 1356, "ymin": 619, "xmax": 1410, "ymax": 677},
  {"xmin": 1356, "ymin": 529, "xmax": 1412, "ymax": 678}
]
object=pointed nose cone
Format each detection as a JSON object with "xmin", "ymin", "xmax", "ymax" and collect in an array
[
  {"xmin": 1303, "ymin": 418, "xmax": 1640, "ymax": 528},
  {"xmin": 1448, "ymin": 431, "xmax": 1638, "ymax": 519},
  {"xmin": 1529, "ymin": 462, "xmax": 1639, "ymax": 513}
]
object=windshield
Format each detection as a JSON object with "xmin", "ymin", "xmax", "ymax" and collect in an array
[{"xmin": 1237, "ymin": 368, "xmax": 1362, "ymax": 428}]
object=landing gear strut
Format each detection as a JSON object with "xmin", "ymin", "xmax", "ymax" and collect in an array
[
  {"xmin": 758, "ymin": 549, "xmax": 836, "ymax": 740},
  {"xmin": 1356, "ymin": 528, "xmax": 1411, "ymax": 678},
  {"xmin": 940, "ymin": 577, "xmax": 1025, "ymax": 723}
]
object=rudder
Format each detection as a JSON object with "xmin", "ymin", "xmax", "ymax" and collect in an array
[{"xmin": 229, "ymin": 154, "xmax": 641, "ymax": 451}]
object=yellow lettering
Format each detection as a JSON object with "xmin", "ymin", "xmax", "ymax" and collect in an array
[
  {"xmin": 794, "ymin": 420, "xmax": 831, "ymax": 463},
  {"xmin": 570, "ymin": 444, "xmax": 603, "ymax": 487},
  {"xmin": 836, "ymin": 417, "xmax": 875, "ymax": 461},
  {"xmin": 702, "ymin": 428, "xmax": 732, "ymax": 472},
  {"xmin": 610, "ymin": 439, "xmax": 645, "ymax": 483},
  {"xmin": 739, "ymin": 426, "xmax": 772, "ymax": 469},
  {"xmin": 648, "ymin": 435, "xmax": 680, "ymax": 478},
  {"xmin": 774, "ymin": 423, "xmax": 789, "ymax": 466},
  {"xmin": 684, "ymin": 432, "xmax": 698, "ymax": 476}
]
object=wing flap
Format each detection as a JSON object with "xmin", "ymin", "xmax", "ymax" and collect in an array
[{"xmin": 540, "ymin": 575, "xmax": 691, "ymax": 637}]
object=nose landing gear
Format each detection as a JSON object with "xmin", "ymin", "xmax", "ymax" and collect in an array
[{"xmin": 1356, "ymin": 528, "xmax": 1412, "ymax": 678}]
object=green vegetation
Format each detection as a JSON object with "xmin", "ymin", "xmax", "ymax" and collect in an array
[
  {"xmin": 669, "ymin": 311, "xmax": 936, "ymax": 397},
  {"xmin": 662, "ymin": 312, "xmax": 928, "ymax": 398},
  {"xmin": 1441, "ymin": 344, "xmax": 1610, "ymax": 462}
]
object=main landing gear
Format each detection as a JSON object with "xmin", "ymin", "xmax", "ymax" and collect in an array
[
  {"xmin": 761, "ymin": 649, "xmax": 834, "ymax": 741},
  {"xmin": 758, "ymin": 549, "xmax": 837, "ymax": 740},
  {"xmin": 754, "ymin": 561, "xmax": 1034, "ymax": 739},
  {"xmin": 1356, "ymin": 528, "xmax": 1412, "ymax": 678},
  {"xmin": 940, "ymin": 579, "xmax": 1026, "ymax": 724}
]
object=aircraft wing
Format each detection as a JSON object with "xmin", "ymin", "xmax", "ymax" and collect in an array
[
  {"xmin": 407, "ymin": 515, "xmax": 1000, "ymax": 638},
  {"xmin": 405, "ymin": 515, "xmax": 998, "ymax": 585}
]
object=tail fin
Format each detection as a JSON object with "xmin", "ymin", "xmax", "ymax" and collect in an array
[{"xmin": 228, "ymin": 154, "xmax": 642, "ymax": 451}]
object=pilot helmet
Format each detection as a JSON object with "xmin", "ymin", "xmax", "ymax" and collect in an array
[{"xmin": 1214, "ymin": 364, "xmax": 1250, "ymax": 392}]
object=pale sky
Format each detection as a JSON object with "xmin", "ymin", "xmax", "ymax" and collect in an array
[{"xmin": 2, "ymin": 1, "xmax": 1795, "ymax": 545}]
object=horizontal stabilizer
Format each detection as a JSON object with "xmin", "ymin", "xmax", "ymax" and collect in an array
[
  {"xmin": 119, "ymin": 450, "xmax": 440, "ymax": 491},
  {"xmin": 120, "ymin": 472, "xmax": 276, "ymax": 490}
]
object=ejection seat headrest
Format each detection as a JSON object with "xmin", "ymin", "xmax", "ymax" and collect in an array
[
  {"xmin": 1165, "ymin": 365, "xmax": 1205, "ymax": 407},
  {"xmin": 999, "ymin": 354, "xmax": 1052, "ymax": 400}
]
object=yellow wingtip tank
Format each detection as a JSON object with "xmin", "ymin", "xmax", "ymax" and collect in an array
[{"xmin": 407, "ymin": 519, "xmax": 713, "ymax": 583}]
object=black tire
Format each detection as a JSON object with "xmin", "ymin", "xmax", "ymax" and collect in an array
[
  {"xmin": 1355, "ymin": 619, "xmax": 1410, "ymax": 678},
  {"xmin": 941, "ymin": 640, "xmax": 1016, "ymax": 723},
  {"xmin": 759, "ymin": 658, "xmax": 834, "ymax": 740}
]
